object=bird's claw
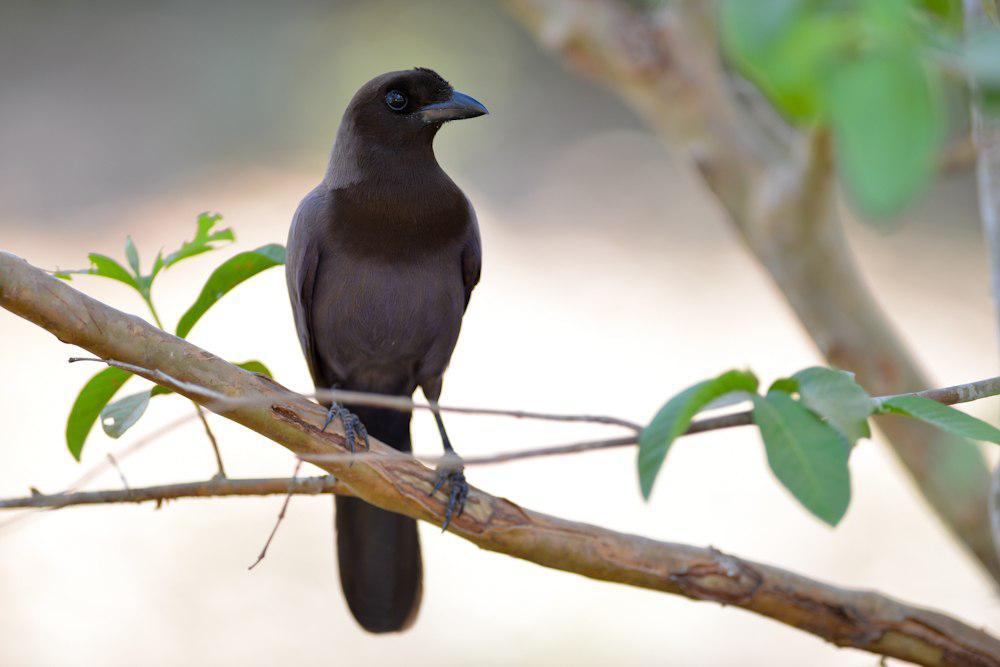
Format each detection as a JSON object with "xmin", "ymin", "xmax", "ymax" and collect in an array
[
  {"xmin": 430, "ymin": 458, "xmax": 468, "ymax": 531},
  {"xmin": 321, "ymin": 403, "xmax": 369, "ymax": 453}
]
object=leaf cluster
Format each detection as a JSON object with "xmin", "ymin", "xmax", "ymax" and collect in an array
[
  {"xmin": 719, "ymin": 0, "xmax": 1000, "ymax": 218},
  {"xmin": 638, "ymin": 366, "xmax": 1000, "ymax": 525},
  {"xmin": 57, "ymin": 213, "xmax": 284, "ymax": 460}
]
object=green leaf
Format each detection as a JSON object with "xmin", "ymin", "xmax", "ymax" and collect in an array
[
  {"xmin": 66, "ymin": 367, "xmax": 132, "ymax": 460},
  {"xmin": 720, "ymin": 0, "xmax": 851, "ymax": 120},
  {"xmin": 57, "ymin": 253, "xmax": 141, "ymax": 291},
  {"xmin": 235, "ymin": 360, "xmax": 274, "ymax": 377},
  {"xmin": 827, "ymin": 50, "xmax": 943, "ymax": 218},
  {"xmin": 90, "ymin": 253, "xmax": 141, "ymax": 289},
  {"xmin": 150, "ymin": 250, "xmax": 165, "ymax": 281},
  {"xmin": 720, "ymin": 0, "xmax": 803, "ymax": 59},
  {"xmin": 163, "ymin": 212, "xmax": 235, "ymax": 268},
  {"xmin": 124, "ymin": 237, "xmax": 141, "ymax": 277},
  {"xmin": 793, "ymin": 367, "xmax": 874, "ymax": 445},
  {"xmin": 638, "ymin": 369, "xmax": 759, "ymax": 499},
  {"xmin": 752, "ymin": 391, "xmax": 851, "ymax": 526},
  {"xmin": 135, "ymin": 249, "xmax": 167, "ymax": 301},
  {"xmin": 878, "ymin": 395, "xmax": 1000, "ymax": 444},
  {"xmin": 769, "ymin": 377, "xmax": 799, "ymax": 394},
  {"xmin": 100, "ymin": 390, "xmax": 151, "ymax": 438},
  {"xmin": 917, "ymin": 0, "xmax": 962, "ymax": 30},
  {"xmin": 175, "ymin": 244, "xmax": 286, "ymax": 339}
]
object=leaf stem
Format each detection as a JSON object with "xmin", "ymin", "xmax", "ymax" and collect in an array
[{"xmin": 143, "ymin": 296, "xmax": 165, "ymax": 330}]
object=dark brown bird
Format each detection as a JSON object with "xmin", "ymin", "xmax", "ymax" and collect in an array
[{"xmin": 285, "ymin": 68, "xmax": 486, "ymax": 633}]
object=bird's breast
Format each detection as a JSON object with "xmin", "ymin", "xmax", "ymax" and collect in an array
[{"xmin": 314, "ymin": 251, "xmax": 465, "ymax": 371}]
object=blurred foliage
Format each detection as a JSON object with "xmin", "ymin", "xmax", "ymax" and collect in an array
[
  {"xmin": 639, "ymin": 366, "xmax": 1000, "ymax": 526},
  {"xmin": 719, "ymin": 0, "xmax": 1000, "ymax": 219},
  {"xmin": 57, "ymin": 214, "xmax": 281, "ymax": 460}
]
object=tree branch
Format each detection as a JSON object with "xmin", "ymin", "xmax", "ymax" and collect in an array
[
  {"xmin": 965, "ymin": 0, "xmax": 1000, "ymax": 565},
  {"xmin": 0, "ymin": 476, "xmax": 348, "ymax": 509},
  {"xmin": 503, "ymin": 0, "xmax": 1000, "ymax": 585},
  {"xmin": 2, "ymin": 252, "xmax": 999, "ymax": 665},
  {"xmin": 71, "ymin": 357, "xmax": 646, "ymax": 432},
  {"xmin": 194, "ymin": 403, "xmax": 226, "ymax": 478},
  {"xmin": 3, "ymin": 371, "xmax": 996, "ymax": 506},
  {"xmin": 65, "ymin": 356, "xmax": 1000, "ymax": 467}
]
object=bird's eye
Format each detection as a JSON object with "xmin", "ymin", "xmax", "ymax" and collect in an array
[{"xmin": 385, "ymin": 90, "xmax": 407, "ymax": 111}]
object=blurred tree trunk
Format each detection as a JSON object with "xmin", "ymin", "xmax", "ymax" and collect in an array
[
  {"xmin": 506, "ymin": 0, "xmax": 1000, "ymax": 582},
  {"xmin": 965, "ymin": 0, "xmax": 1000, "ymax": 562}
]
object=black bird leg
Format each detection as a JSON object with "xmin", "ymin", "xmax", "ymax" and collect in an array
[
  {"xmin": 321, "ymin": 392, "xmax": 369, "ymax": 453},
  {"xmin": 428, "ymin": 403, "xmax": 468, "ymax": 531}
]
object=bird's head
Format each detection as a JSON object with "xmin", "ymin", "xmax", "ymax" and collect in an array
[{"xmin": 341, "ymin": 67, "xmax": 488, "ymax": 147}]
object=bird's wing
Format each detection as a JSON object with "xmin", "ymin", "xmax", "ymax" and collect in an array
[
  {"xmin": 286, "ymin": 190, "xmax": 332, "ymax": 390},
  {"xmin": 461, "ymin": 204, "xmax": 482, "ymax": 311}
]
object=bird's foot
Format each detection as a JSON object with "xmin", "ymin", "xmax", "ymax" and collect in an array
[
  {"xmin": 430, "ymin": 453, "xmax": 468, "ymax": 531},
  {"xmin": 321, "ymin": 403, "xmax": 369, "ymax": 453}
]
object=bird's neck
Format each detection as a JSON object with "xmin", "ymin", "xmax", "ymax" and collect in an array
[
  {"xmin": 320, "ymin": 119, "xmax": 467, "ymax": 249},
  {"xmin": 323, "ymin": 119, "xmax": 447, "ymax": 197}
]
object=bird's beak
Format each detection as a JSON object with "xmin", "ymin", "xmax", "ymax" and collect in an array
[{"xmin": 418, "ymin": 91, "xmax": 489, "ymax": 124}]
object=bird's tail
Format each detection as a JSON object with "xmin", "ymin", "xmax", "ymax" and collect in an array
[{"xmin": 334, "ymin": 403, "xmax": 422, "ymax": 633}]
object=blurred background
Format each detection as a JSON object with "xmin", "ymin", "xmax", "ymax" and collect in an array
[{"xmin": 0, "ymin": 1, "xmax": 996, "ymax": 665}]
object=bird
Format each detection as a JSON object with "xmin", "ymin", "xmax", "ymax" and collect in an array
[{"xmin": 285, "ymin": 67, "xmax": 486, "ymax": 633}]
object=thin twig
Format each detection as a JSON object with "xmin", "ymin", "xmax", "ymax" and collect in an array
[
  {"xmin": 300, "ymin": 378, "xmax": 1000, "ymax": 466},
  {"xmin": 0, "ymin": 476, "xmax": 344, "ymax": 510},
  {"xmin": 880, "ymin": 376, "xmax": 1000, "ymax": 407},
  {"xmin": 66, "ymin": 356, "xmax": 643, "ymax": 432},
  {"xmin": 248, "ymin": 461, "xmax": 303, "ymax": 571},
  {"xmin": 66, "ymin": 356, "xmax": 1000, "ymax": 467},
  {"xmin": 309, "ymin": 388, "xmax": 643, "ymax": 431},
  {"xmin": 68, "ymin": 357, "xmax": 231, "ymax": 402},
  {"xmin": 106, "ymin": 453, "xmax": 130, "ymax": 491},
  {"xmin": 194, "ymin": 403, "xmax": 226, "ymax": 478},
  {"xmin": 66, "ymin": 415, "xmax": 196, "ymax": 492},
  {"xmin": 68, "ymin": 356, "xmax": 1000, "ymax": 440},
  {"xmin": 0, "ymin": 414, "xmax": 196, "ymax": 534}
]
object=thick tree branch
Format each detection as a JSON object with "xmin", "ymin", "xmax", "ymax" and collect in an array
[
  {"xmin": 2, "ymin": 252, "xmax": 999, "ymax": 665},
  {"xmin": 504, "ymin": 0, "xmax": 1000, "ymax": 584}
]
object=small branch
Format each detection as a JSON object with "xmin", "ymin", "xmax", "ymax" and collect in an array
[
  {"xmin": 309, "ymin": 387, "xmax": 643, "ymax": 431},
  {"xmin": 966, "ymin": 0, "xmax": 1000, "ymax": 564},
  {"xmin": 68, "ymin": 414, "xmax": 196, "ymax": 492},
  {"xmin": 0, "ymin": 476, "xmax": 346, "ymax": 510},
  {"xmin": 106, "ymin": 453, "xmax": 130, "ymax": 491},
  {"xmin": 194, "ymin": 403, "xmax": 226, "ymax": 478},
  {"xmin": 0, "ymin": 413, "xmax": 196, "ymax": 534},
  {"xmin": 248, "ymin": 461, "xmax": 303, "ymax": 571},
  {"xmin": 965, "ymin": 0, "xmax": 1000, "ymax": 346},
  {"xmin": 67, "ymin": 356, "xmax": 643, "ymax": 432},
  {"xmin": 66, "ymin": 355, "xmax": 1000, "ymax": 467},
  {"xmin": 68, "ymin": 356, "xmax": 230, "ymax": 401}
]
